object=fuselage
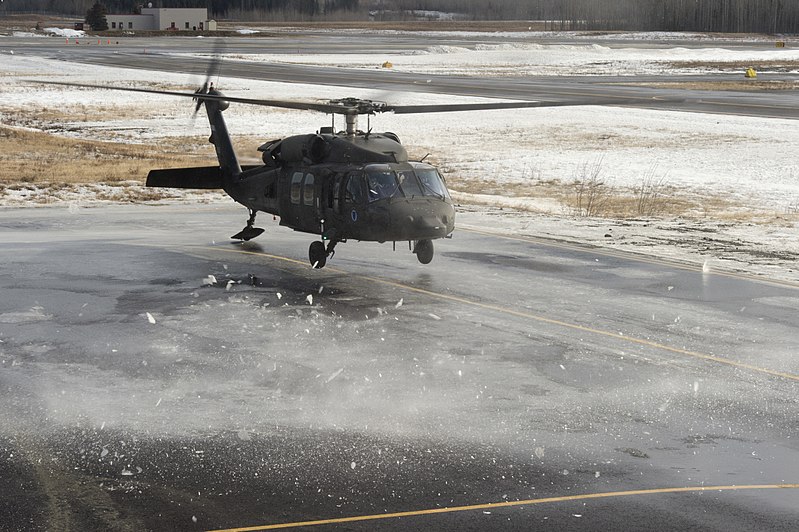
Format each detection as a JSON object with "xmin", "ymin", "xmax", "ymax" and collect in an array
[{"xmin": 225, "ymin": 160, "xmax": 456, "ymax": 243}]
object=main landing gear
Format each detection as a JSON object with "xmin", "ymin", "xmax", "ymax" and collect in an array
[
  {"xmin": 309, "ymin": 239, "xmax": 339, "ymax": 269},
  {"xmin": 232, "ymin": 209, "xmax": 265, "ymax": 241},
  {"xmin": 309, "ymin": 238, "xmax": 434, "ymax": 269}
]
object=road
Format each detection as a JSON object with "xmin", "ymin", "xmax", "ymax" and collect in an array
[
  {"xmin": 0, "ymin": 203, "xmax": 797, "ymax": 531},
  {"xmin": 3, "ymin": 33, "xmax": 799, "ymax": 119}
]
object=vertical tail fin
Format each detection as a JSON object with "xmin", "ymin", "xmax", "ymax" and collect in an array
[{"xmin": 201, "ymin": 88, "xmax": 242, "ymax": 179}]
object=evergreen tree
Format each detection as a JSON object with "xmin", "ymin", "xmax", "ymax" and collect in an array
[{"xmin": 85, "ymin": 2, "xmax": 109, "ymax": 31}]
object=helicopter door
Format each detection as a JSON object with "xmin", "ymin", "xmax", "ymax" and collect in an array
[
  {"xmin": 341, "ymin": 172, "xmax": 365, "ymax": 215},
  {"xmin": 303, "ymin": 173, "xmax": 320, "ymax": 227},
  {"xmin": 303, "ymin": 173, "xmax": 315, "ymax": 210},
  {"xmin": 329, "ymin": 174, "xmax": 342, "ymax": 212},
  {"xmin": 299, "ymin": 173, "xmax": 321, "ymax": 232},
  {"xmin": 282, "ymin": 170, "xmax": 305, "ymax": 228}
]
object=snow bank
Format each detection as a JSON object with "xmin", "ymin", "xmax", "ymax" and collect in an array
[
  {"xmin": 218, "ymin": 43, "xmax": 799, "ymax": 76},
  {"xmin": 44, "ymin": 27, "xmax": 85, "ymax": 38}
]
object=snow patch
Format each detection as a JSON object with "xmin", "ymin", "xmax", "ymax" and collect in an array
[{"xmin": 43, "ymin": 27, "xmax": 85, "ymax": 38}]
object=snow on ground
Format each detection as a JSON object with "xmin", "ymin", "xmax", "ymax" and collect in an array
[
  {"xmin": 43, "ymin": 27, "xmax": 85, "ymax": 38},
  {"xmin": 5, "ymin": 54, "xmax": 797, "ymax": 212},
  {"xmin": 0, "ymin": 44, "xmax": 797, "ymax": 283},
  {"xmin": 219, "ymin": 41, "xmax": 799, "ymax": 76}
]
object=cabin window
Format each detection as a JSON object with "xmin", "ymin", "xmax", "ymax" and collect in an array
[
  {"xmin": 303, "ymin": 174, "xmax": 315, "ymax": 206},
  {"xmin": 397, "ymin": 170, "xmax": 424, "ymax": 198},
  {"xmin": 290, "ymin": 172, "xmax": 303, "ymax": 204},
  {"xmin": 330, "ymin": 174, "xmax": 342, "ymax": 210},
  {"xmin": 366, "ymin": 169, "xmax": 399, "ymax": 202},
  {"xmin": 111, "ymin": 22, "xmax": 116, "ymax": 29}
]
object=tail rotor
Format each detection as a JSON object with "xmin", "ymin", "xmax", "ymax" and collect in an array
[{"xmin": 192, "ymin": 39, "xmax": 224, "ymax": 118}]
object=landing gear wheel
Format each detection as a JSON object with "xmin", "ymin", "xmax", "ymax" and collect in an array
[
  {"xmin": 309, "ymin": 241, "xmax": 327, "ymax": 269},
  {"xmin": 414, "ymin": 239, "xmax": 434, "ymax": 265}
]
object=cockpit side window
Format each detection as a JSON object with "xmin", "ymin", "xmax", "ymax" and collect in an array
[
  {"xmin": 367, "ymin": 170, "xmax": 400, "ymax": 202},
  {"xmin": 344, "ymin": 173, "xmax": 365, "ymax": 205}
]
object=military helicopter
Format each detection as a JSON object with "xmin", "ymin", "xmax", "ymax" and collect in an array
[
  {"xmin": 37, "ymin": 77, "xmax": 550, "ymax": 268},
  {"xmin": 36, "ymin": 77, "xmax": 674, "ymax": 269}
]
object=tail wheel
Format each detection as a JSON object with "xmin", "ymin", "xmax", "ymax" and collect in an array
[
  {"xmin": 414, "ymin": 239, "xmax": 434, "ymax": 264},
  {"xmin": 309, "ymin": 241, "xmax": 327, "ymax": 269}
]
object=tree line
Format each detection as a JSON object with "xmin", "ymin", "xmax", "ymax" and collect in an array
[
  {"xmin": 1, "ymin": 0, "xmax": 360, "ymax": 21},
  {"xmin": 2, "ymin": 0, "xmax": 798, "ymax": 33}
]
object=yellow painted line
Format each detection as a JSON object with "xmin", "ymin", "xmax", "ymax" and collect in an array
[
  {"xmin": 207, "ymin": 483, "xmax": 799, "ymax": 532},
  {"xmin": 196, "ymin": 244, "xmax": 799, "ymax": 383},
  {"xmin": 457, "ymin": 225, "xmax": 799, "ymax": 291}
]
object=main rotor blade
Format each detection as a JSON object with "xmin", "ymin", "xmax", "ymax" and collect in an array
[
  {"xmin": 28, "ymin": 80, "xmax": 682, "ymax": 116},
  {"xmin": 28, "ymin": 80, "xmax": 343, "ymax": 113},
  {"xmin": 386, "ymin": 96, "xmax": 681, "ymax": 114}
]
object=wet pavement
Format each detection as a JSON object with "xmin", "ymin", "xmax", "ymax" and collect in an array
[{"xmin": 0, "ymin": 204, "xmax": 797, "ymax": 531}]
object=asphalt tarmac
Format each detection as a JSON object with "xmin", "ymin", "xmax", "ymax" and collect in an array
[
  {"xmin": 1, "ymin": 30, "xmax": 798, "ymax": 531},
  {"xmin": 3, "ymin": 33, "xmax": 799, "ymax": 119},
  {"xmin": 0, "ymin": 204, "xmax": 797, "ymax": 531}
]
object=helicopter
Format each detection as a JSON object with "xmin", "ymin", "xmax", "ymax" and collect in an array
[{"xmin": 35, "ymin": 78, "xmax": 676, "ymax": 269}]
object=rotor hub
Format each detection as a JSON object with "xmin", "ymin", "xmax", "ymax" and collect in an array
[{"xmin": 328, "ymin": 98, "xmax": 388, "ymax": 116}]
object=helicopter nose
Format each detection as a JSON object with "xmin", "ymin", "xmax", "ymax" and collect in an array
[
  {"xmin": 388, "ymin": 201, "xmax": 454, "ymax": 240},
  {"xmin": 407, "ymin": 214, "xmax": 435, "ymax": 227},
  {"xmin": 406, "ymin": 214, "xmax": 450, "ymax": 234}
]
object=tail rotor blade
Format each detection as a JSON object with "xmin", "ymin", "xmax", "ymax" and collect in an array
[
  {"xmin": 202, "ymin": 38, "xmax": 224, "ymax": 88},
  {"xmin": 193, "ymin": 82, "xmax": 208, "ymax": 117},
  {"xmin": 193, "ymin": 39, "xmax": 224, "ymax": 119}
]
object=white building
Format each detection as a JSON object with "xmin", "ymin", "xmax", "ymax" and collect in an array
[{"xmin": 107, "ymin": 8, "xmax": 216, "ymax": 32}]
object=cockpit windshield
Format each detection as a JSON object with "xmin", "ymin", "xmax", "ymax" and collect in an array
[
  {"xmin": 366, "ymin": 168, "xmax": 400, "ymax": 202},
  {"xmin": 365, "ymin": 164, "xmax": 451, "ymax": 202},
  {"xmin": 397, "ymin": 170, "xmax": 424, "ymax": 198},
  {"xmin": 413, "ymin": 166, "xmax": 451, "ymax": 199}
]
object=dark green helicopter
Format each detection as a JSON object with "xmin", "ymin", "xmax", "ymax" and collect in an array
[
  {"xmin": 36, "ymin": 79, "xmax": 673, "ymax": 268},
  {"xmin": 38, "ymin": 79, "xmax": 553, "ymax": 268},
  {"xmin": 151, "ymin": 86, "xmax": 559, "ymax": 269}
]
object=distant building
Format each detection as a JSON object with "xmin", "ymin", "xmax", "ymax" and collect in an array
[{"xmin": 106, "ymin": 8, "xmax": 216, "ymax": 32}]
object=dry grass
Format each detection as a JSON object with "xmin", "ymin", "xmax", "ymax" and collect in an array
[
  {"xmin": 0, "ymin": 92, "xmax": 783, "ymax": 224},
  {"xmin": 0, "ymin": 125, "xmax": 215, "ymax": 185},
  {"xmin": 1, "ymin": 104, "xmax": 162, "ymax": 125},
  {"xmin": 426, "ymin": 149, "xmax": 739, "ymax": 221},
  {"xmin": 0, "ymin": 14, "xmax": 79, "ymax": 31},
  {"xmin": 668, "ymin": 59, "xmax": 799, "ymax": 72},
  {"xmin": 619, "ymin": 80, "xmax": 799, "ymax": 91},
  {"xmin": 447, "ymin": 172, "xmax": 734, "ymax": 220}
]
